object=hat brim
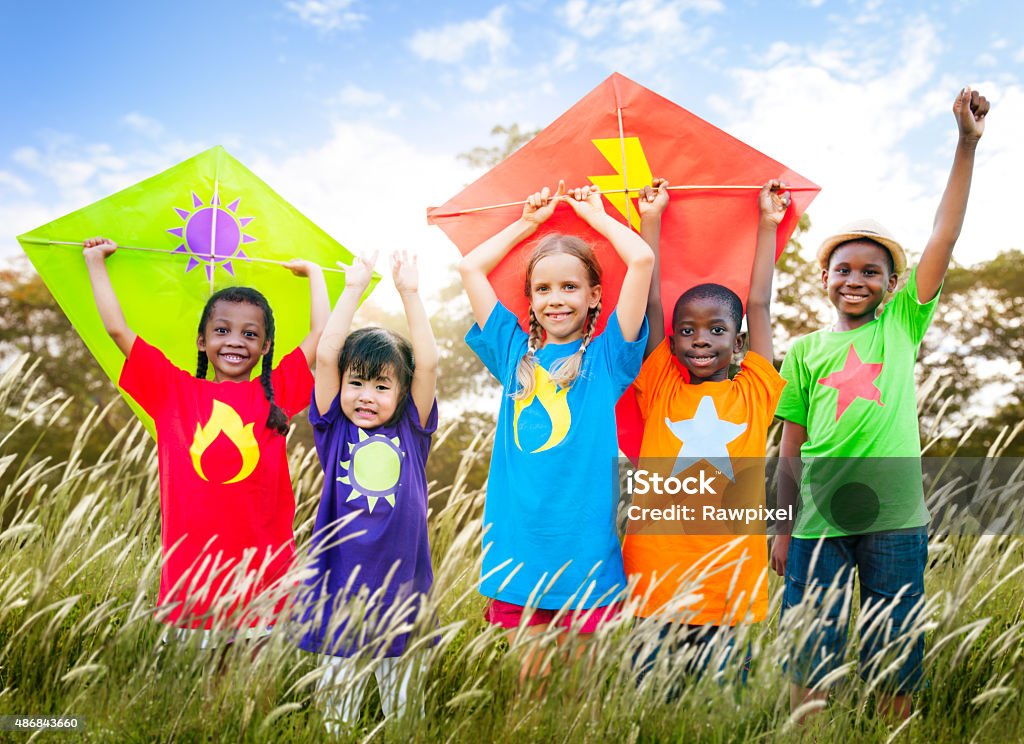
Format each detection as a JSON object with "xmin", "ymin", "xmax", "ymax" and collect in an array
[{"xmin": 817, "ymin": 232, "xmax": 907, "ymax": 276}]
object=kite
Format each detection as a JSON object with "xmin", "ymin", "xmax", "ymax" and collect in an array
[
  {"xmin": 18, "ymin": 146, "xmax": 375, "ymax": 435},
  {"xmin": 427, "ymin": 73, "xmax": 819, "ymax": 461}
]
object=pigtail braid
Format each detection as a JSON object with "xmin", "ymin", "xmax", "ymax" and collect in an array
[
  {"xmin": 549, "ymin": 300, "xmax": 601, "ymax": 390},
  {"xmin": 196, "ymin": 350, "xmax": 209, "ymax": 380},
  {"xmin": 512, "ymin": 308, "xmax": 544, "ymax": 401},
  {"xmin": 261, "ymin": 339, "xmax": 289, "ymax": 435}
]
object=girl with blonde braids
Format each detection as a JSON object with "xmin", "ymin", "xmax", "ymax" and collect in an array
[{"xmin": 459, "ymin": 181, "xmax": 654, "ymax": 684}]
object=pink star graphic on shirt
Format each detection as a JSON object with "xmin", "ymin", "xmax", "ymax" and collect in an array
[{"xmin": 818, "ymin": 344, "xmax": 884, "ymax": 421}]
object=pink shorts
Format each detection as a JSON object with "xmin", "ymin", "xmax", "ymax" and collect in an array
[{"xmin": 485, "ymin": 599, "xmax": 623, "ymax": 634}]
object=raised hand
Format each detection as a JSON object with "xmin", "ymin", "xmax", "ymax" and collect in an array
[
  {"xmin": 337, "ymin": 250, "xmax": 378, "ymax": 292},
  {"xmin": 563, "ymin": 183, "xmax": 606, "ymax": 223},
  {"xmin": 391, "ymin": 250, "xmax": 419, "ymax": 295},
  {"xmin": 83, "ymin": 236, "xmax": 118, "ymax": 261},
  {"xmin": 759, "ymin": 179, "xmax": 791, "ymax": 226},
  {"xmin": 522, "ymin": 180, "xmax": 565, "ymax": 225},
  {"xmin": 954, "ymin": 86, "xmax": 989, "ymax": 141},
  {"xmin": 282, "ymin": 258, "xmax": 320, "ymax": 277},
  {"xmin": 638, "ymin": 177, "xmax": 670, "ymax": 219}
]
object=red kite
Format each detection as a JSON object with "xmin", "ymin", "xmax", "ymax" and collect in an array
[{"xmin": 428, "ymin": 73, "xmax": 819, "ymax": 461}]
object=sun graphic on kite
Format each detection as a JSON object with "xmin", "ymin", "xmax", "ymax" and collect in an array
[
  {"xmin": 338, "ymin": 429, "xmax": 405, "ymax": 513},
  {"xmin": 167, "ymin": 192, "xmax": 256, "ymax": 278}
]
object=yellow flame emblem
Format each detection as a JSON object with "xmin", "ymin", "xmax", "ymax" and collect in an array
[
  {"xmin": 189, "ymin": 400, "xmax": 260, "ymax": 484},
  {"xmin": 588, "ymin": 137, "xmax": 654, "ymax": 231},
  {"xmin": 513, "ymin": 364, "xmax": 572, "ymax": 453}
]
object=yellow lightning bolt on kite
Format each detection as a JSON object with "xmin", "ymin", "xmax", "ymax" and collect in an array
[{"xmin": 588, "ymin": 137, "xmax": 654, "ymax": 231}]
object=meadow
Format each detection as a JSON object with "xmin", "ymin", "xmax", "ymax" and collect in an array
[{"xmin": 1, "ymin": 354, "xmax": 1022, "ymax": 744}]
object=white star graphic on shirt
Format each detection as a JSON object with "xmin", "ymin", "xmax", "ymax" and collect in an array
[{"xmin": 664, "ymin": 396, "xmax": 747, "ymax": 480}]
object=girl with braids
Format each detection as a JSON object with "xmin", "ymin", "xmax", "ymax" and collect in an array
[
  {"xmin": 459, "ymin": 181, "xmax": 654, "ymax": 684},
  {"xmin": 83, "ymin": 237, "xmax": 327, "ymax": 635}
]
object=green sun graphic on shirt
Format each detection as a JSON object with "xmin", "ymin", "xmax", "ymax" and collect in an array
[{"xmin": 337, "ymin": 429, "xmax": 404, "ymax": 513}]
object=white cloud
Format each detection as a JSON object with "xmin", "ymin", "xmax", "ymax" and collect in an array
[
  {"xmin": 0, "ymin": 171, "xmax": 33, "ymax": 197},
  {"xmin": 408, "ymin": 7, "xmax": 510, "ymax": 64},
  {"xmin": 122, "ymin": 112, "xmax": 164, "ymax": 137},
  {"xmin": 285, "ymin": 0, "xmax": 365, "ymax": 32},
  {"xmin": 247, "ymin": 121, "xmax": 476, "ymax": 307},
  {"xmin": 334, "ymin": 85, "xmax": 401, "ymax": 118},
  {"xmin": 715, "ymin": 18, "xmax": 1018, "ymax": 270},
  {"xmin": 977, "ymin": 52, "xmax": 998, "ymax": 67},
  {"xmin": 559, "ymin": 0, "xmax": 723, "ymax": 71},
  {"xmin": 1, "ymin": 132, "xmax": 205, "ymax": 261}
]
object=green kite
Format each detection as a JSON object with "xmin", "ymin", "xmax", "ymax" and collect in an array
[{"xmin": 18, "ymin": 146, "xmax": 376, "ymax": 435}]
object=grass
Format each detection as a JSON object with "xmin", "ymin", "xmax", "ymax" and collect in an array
[{"xmin": 0, "ymin": 353, "xmax": 1022, "ymax": 743}]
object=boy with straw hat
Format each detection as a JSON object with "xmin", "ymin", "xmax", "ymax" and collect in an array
[{"xmin": 772, "ymin": 87, "xmax": 989, "ymax": 721}]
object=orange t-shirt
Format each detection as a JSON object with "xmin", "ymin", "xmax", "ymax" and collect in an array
[{"xmin": 623, "ymin": 340, "xmax": 785, "ymax": 625}]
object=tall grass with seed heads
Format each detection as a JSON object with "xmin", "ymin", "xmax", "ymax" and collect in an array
[{"xmin": 0, "ymin": 356, "xmax": 1022, "ymax": 742}]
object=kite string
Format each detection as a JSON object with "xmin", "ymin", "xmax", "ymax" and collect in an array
[
  {"xmin": 23, "ymin": 239, "xmax": 348, "ymax": 274},
  {"xmin": 428, "ymin": 184, "xmax": 817, "ymax": 219}
]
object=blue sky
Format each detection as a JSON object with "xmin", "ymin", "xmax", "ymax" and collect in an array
[{"xmin": 2, "ymin": 0, "xmax": 1021, "ymax": 309}]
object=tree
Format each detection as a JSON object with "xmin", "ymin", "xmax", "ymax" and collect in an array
[
  {"xmin": 457, "ymin": 124, "xmax": 540, "ymax": 170},
  {"xmin": 0, "ymin": 260, "xmax": 135, "ymax": 463}
]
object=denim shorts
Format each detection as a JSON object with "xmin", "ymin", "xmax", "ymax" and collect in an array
[{"xmin": 781, "ymin": 527, "xmax": 927, "ymax": 694}]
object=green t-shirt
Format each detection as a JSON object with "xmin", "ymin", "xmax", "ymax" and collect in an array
[{"xmin": 776, "ymin": 267, "xmax": 939, "ymax": 537}]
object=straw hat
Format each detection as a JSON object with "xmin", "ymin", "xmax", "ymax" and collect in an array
[{"xmin": 816, "ymin": 218, "xmax": 907, "ymax": 276}]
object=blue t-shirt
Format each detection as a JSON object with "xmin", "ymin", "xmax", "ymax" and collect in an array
[
  {"xmin": 466, "ymin": 302, "xmax": 648, "ymax": 609},
  {"xmin": 297, "ymin": 392, "xmax": 438, "ymax": 657}
]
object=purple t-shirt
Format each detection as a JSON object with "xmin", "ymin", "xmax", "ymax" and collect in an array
[{"xmin": 297, "ymin": 392, "xmax": 438, "ymax": 657}]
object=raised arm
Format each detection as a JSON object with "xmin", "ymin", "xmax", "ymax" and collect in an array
[
  {"xmin": 457, "ymin": 182, "xmax": 564, "ymax": 328},
  {"xmin": 747, "ymin": 180, "xmax": 790, "ymax": 361},
  {"xmin": 638, "ymin": 178, "xmax": 670, "ymax": 358},
  {"xmin": 283, "ymin": 260, "xmax": 329, "ymax": 367},
  {"xmin": 83, "ymin": 237, "xmax": 137, "ymax": 357},
  {"xmin": 314, "ymin": 252, "xmax": 377, "ymax": 416},
  {"xmin": 563, "ymin": 185, "xmax": 655, "ymax": 342},
  {"xmin": 916, "ymin": 87, "xmax": 988, "ymax": 303},
  {"xmin": 393, "ymin": 251, "xmax": 438, "ymax": 428}
]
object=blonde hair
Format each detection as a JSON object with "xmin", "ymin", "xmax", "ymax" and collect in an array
[{"xmin": 513, "ymin": 234, "xmax": 602, "ymax": 400}]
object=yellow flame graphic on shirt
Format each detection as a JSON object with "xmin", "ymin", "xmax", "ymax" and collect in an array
[
  {"xmin": 588, "ymin": 137, "xmax": 654, "ymax": 231},
  {"xmin": 189, "ymin": 400, "xmax": 260, "ymax": 484},
  {"xmin": 513, "ymin": 364, "xmax": 571, "ymax": 453}
]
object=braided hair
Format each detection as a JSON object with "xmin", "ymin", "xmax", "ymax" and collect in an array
[
  {"xmin": 195, "ymin": 287, "xmax": 289, "ymax": 435},
  {"xmin": 513, "ymin": 233, "xmax": 602, "ymax": 400}
]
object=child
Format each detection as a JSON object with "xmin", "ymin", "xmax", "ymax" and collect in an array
[
  {"xmin": 772, "ymin": 88, "xmax": 989, "ymax": 720},
  {"xmin": 298, "ymin": 250, "xmax": 438, "ymax": 726},
  {"xmin": 458, "ymin": 181, "xmax": 654, "ymax": 682},
  {"xmin": 83, "ymin": 237, "xmax": 327, "ymax": 634},
  {"xmin": 622, "ymin": 178, "xmax": 790, "ymax": 679}
]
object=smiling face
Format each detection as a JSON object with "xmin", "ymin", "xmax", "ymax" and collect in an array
[
  {"xmin": 669, "ymin": 295, "xmax": 744, "ymax": 383},
  {"xmin": 528, "ymin": 252, "xmax": 602, "ymax": 344},
  {"xmin": 340, "ymin": 364, "xmax": 401, "ymax": 429},
  {"xmin": 196, "ymin": 300, "xmax": 270, "ymax": 382},
  {"xmin": 823, "ymin": 240, "xmax": 898, "ymax": 329}
]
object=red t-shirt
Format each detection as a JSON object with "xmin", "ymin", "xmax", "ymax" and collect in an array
[{"xmin": 119, "ymin": 337, "xmax": 313, "ymax": 629}]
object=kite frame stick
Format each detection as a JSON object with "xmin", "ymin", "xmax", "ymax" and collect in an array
[
  {"xmin": 616, "ymin": 107, "xmax": 633, "ymax": 228},
  {"xmin": 20, "ymin": 238, "xmax": 348, "ymax": 274},
  {"xmin": 209, "ymin": 166, "xmax": 220, "ymax": 293},
  {"xmin": 428, "ymin": 184, "xmax": 818, "ymax": 219}
]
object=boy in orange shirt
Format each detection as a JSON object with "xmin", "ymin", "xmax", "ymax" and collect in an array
[{"xmin": 623, "ymin": 178, "xmax": 789, "ymax": 679}]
